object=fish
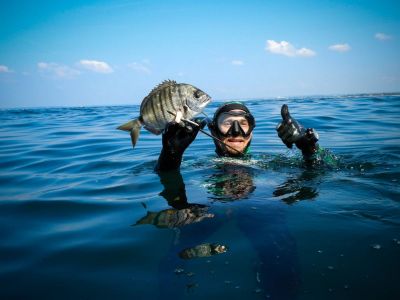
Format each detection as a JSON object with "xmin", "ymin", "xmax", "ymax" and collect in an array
[
  {"xmin": 134, "ymin": 205, "xmax": 214, "ymax": 229},
  {"xmin": 117, "ymin": 80, "xmax": 211, "ymax": 148},
  {"xmin": 179, "ymin": 243, "xmax": 228, "ymax": 259}
]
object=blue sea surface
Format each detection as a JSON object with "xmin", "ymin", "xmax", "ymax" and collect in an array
[{"xmin": 1, "ymin": 95, "xmax": 399, "ymax": 299}]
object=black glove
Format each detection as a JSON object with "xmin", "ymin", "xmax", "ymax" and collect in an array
[
  {"xmin": 156, "ymin": 118, "xmax": 206, "ymax": 171},
  {"xmin": 276, "ymin": 104, "xmax": 319, "ymax": 156},
  {"xmin": 162, "ymin": 117, "xmax": 207, "ymax": 156}
]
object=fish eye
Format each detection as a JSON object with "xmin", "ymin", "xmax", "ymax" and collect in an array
[{"xmin": 194, "ymin": 90, "xmax": 202, "ymax": 98}]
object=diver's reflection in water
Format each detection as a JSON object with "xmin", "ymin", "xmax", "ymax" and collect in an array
[
  {"xmin": 151, "ymin": 164, "xmax": 301, "ymax": 299},
  {"xmin": 273, "ymin": 169, "xmax": 321, "ymax": 204},
  {"xmin": 206, "ymin": 163, "xmax": 300, "ymax": 299},
  {"xmin": 205, "ymin": 163, "xmax": 256, "ymax": 201}
]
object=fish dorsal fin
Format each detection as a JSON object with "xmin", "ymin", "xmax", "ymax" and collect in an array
[{"xmin": 149, "ymin": 80, "xmax": 177, "ymax": 95}]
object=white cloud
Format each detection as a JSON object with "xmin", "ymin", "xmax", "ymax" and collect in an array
[
  {"xmin": 296, "ymin": 48, "xmax": 316, "ymax": 57},
  {"xmin": 231, "ymin": 60, "xmax": 244, "ymax": 66},
  {"xmin": 375, "ymin": 32, "xmax": 392, "ymax": 41},
  {"xmin": 37, "ymin": 62, "xmax": 80, "ymax": 78},
  {"xmin": 328, "ymin": 43, "xmax": 351, "ymax": 52},
  {"xmin": 265, "ymin": 40, "xmax": 316, "ymax": 57},
  {"xmin": 78, "ymin": 59, "xmax": 113, "ymax": 73},
  {"xmin": 0, "ymin": 65, "xmax": 11, "ymax": 73},
  {"xmin": 128, "ymin": 62, "xmax": 151, "ymax": 75}
]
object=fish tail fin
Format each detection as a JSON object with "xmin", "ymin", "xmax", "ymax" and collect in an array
[
  {"xmin": 117, "ymin": 118, "xmax": 142, "ymax": 149},
  {"xmin": 130, "ymin": 127, "xmax": 140, "ymax": 148},
  {"xmin": 117, "ymin": 118, "xmax": 141, "ymax": 131}
]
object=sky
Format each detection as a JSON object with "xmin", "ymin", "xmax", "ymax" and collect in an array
[{"xmin": 0, "ymin": 0, "xmax": 399, "ymax": 108}]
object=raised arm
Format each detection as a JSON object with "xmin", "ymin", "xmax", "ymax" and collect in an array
[
  {"xmin": 276, "ymin": 104, "xmax": 319, "ymax": 160},
  {"xmin": 155, "ymin": 118, "xmax": 206, "ymax": 172}
]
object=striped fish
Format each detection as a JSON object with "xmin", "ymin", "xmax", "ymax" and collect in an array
[
  {"xmin": 117, "ymin": 80, "xmax": 211, "ymax": 148},
  {"xmin": 179, "ymin": 243, "xmax": 228, "ymax": 259}
]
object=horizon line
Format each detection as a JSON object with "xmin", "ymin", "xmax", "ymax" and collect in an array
[{"xmin": 1, "ymin": 91, "xmax": 399, "ymax": 110}]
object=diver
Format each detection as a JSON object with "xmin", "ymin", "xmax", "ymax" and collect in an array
[
  {"xmin": 155, "ymin": 102, "xmax": 321, "ymax": 171},
  {"xmin": 153, "ymin": 102, "xmax": 317, "ymax": 298}
]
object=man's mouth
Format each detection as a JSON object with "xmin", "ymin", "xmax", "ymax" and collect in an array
[{"xmin": 226, "ymin": 138, "xmax": 245, "ymax": 146}]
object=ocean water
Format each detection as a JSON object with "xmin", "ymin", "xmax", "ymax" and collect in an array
[{"xmin": 1, "ymin": 95, "xmax": 399, "ymax": 299}]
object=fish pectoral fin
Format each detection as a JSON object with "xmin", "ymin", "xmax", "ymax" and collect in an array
[{"xmin": 174, "ymin": 110, "xmax": 183, "ymax": 123}]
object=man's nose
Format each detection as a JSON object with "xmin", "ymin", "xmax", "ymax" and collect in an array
[{"xmin": 231, "ymin": 121, "xmax": 241, "ymax": 136}]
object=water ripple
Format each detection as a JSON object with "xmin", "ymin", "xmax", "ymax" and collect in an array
[{"xmin": 1, "ymin": 96, "xmax": 400, "ymax": 299}]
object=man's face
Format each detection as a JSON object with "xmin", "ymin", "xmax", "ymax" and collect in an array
[{"xmin": 217, "ymin": 109, "xmax": 253, "ymax": 155}]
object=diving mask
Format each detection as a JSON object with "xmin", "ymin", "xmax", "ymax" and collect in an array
[{"xmin": 216, "ymin": 111, "xmax": 255, "ymax": 137}]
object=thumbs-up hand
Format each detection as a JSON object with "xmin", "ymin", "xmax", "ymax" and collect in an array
[{"xmin": 276, "ymin": 104, "xmax": 319, "ymax": 154}]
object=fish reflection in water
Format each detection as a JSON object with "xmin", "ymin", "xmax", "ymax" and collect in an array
[
  {"xmin": 135, "ymin": 205, "xmax": 214, "ymax": 229},
  {"xmin": 179, "ymin": 243, "xmax": 228, "ymax": 259},
  {"xmin": 135, "ymin": 170, "xmax": 214, "ymax": 229}
]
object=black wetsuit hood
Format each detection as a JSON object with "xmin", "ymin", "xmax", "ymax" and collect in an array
[{"xmin": 208, "ymin": 102, "xmax": 255, "ymax": 157}]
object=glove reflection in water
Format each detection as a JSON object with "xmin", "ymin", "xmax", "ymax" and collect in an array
[{"xmin": 273, "ymin": 169, "xmax": 322, "ymax": 204}]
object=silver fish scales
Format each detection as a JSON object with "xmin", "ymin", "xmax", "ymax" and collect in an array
[{"xmin": 117, "ymin": 80, "xmax": 211, "ymax": 148}]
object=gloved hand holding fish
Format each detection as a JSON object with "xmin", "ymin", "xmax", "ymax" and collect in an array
[
  {"xmin": 162, "ymin": 117, "xmax": 208, "ymax": 157},
  {"xmin": 117, "ymin": 80, "xmax": 212, "ymax": 148},
  {"xmin": 153, "ymin": 118, "xmax": 208, "ymax": 171}
]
